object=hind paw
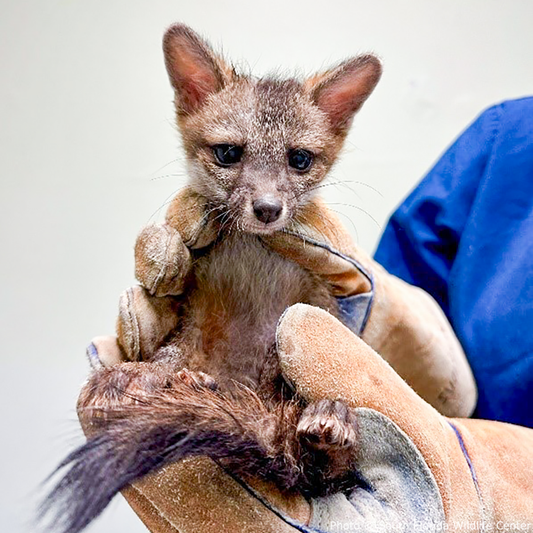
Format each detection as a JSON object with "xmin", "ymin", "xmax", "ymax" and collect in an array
[
  {"xmin": 177, "ymin": 368, "xmax": 218, "ymax": 391},
  {"xmin": 297, "ymin": 400, "xmax": 357, "ymax": 451}
]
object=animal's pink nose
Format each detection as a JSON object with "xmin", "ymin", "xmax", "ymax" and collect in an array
[{"xmin": 253, "ymin": 196, "xmax": 283, "ymax": 224}]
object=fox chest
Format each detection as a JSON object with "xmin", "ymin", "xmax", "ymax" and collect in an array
[{"xmin": 180, "ymin": 233, "xmax": 337, "ymax": 386}]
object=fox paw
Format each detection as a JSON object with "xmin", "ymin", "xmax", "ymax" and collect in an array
[
  {"xmin": 297, "ymin": 399, "xmax": 357, "ymax": 451},
  {"xmin": 177, "ymin": 368, "xmax": 218, "ymax": 391}
]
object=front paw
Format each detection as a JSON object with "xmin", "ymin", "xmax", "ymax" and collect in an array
[
  {"xmin": 297, "ymin": 399, "xmax": 357, "ymax": 451},
  {"xmin": 135, "ymin": 223, "xmax": 192, "ymax": 297}
]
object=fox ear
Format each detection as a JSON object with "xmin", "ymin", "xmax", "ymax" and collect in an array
[
  {"xmin": 163, "ymin": 24, "xmax": 233, "ymax": 115},
  {"xmin": 306, "ymin": 55, "xmax": 382, "ymax": 135}
]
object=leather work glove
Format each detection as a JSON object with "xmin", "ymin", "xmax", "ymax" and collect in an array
[
  {"xmin": 115, "ymin": 187, "xmax": 477, "ymax": 418},
  {"xmin": 263, "ymin": 197, "xmax": 477, "ymax": 417},
  {"xmin": 276, "ymin": 304, "xmax": 533, "ymax": 530},
  {"xmin": 83, "ymin": 304, "xmax": 533, "ymax": 533}
]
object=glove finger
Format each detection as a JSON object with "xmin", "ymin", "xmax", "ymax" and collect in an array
[
  {"xmin": 270, "ymin": 197, "xmax": 477, "ymax": 417},
  {"xmin": 165, "ymin": 187, "xmax": 219, "ymax": 250},
  {"xmin": 362, "ymin": 268, "xmax": 477, "ymax": 417},
  {"xmin": 135, "ymin": 223, "xmax": 192, "ymax": 297},
  {"xmin": 264, "ymin": 198, "xmax": 372, "ymax": 298},
  {"xmin": 276, "ymin": 303, "xmax": 458, "ymax": 506},
  {"xmin": 116, "ymin": 286, "xmax": 180, "ymax": 361},
  {"xmin": 123, "ymin": 458, "xmax": 311, "ymax": 533},
  {"xmin": 86, "ymin": 336, "xmax": 124, "ymax": 369},
  {"xmin": 277, "ymin": 303, "xmax": 533, "ymax": 528}
]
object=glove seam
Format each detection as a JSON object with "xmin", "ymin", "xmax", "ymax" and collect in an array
[
  {"xmin": 149, "ymin": 225, "xmax": 175, "ymax": 294},
  {"xmin": 214, "ymin": 459, "xmax": 329, "ymax": 533},
  {"xmin": 125, "ymin": 483, "xmax": 182, "ymax": 533},
  {"xmin": 447, "ymin": 421, "xmax": 487, "ymax": 529}
]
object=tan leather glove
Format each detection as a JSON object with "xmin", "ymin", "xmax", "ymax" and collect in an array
[
  {"xmin": 115, "ymin": 187, "xmax": 218, "ymax": 361},
  {"xmin": 277, "ymin": 304, "xmax": 533, "ymax": 530},
  {"xmin": 83, "ymin": 186, "xmax": 483, "ymax": 533},
  {"xmin": 264, "ymin": 197, "xmax": 478, "ymax": 417},
  {"xmin": 117, "ymin": 188, "xmax": 476, "ymax": 417}
]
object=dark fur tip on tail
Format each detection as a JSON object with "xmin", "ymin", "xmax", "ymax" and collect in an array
[
  {"xmin": 38, "ymin": 434, "xmax": 131, "ymax": 533},
  {"xmin": 38, "ymin": 383, "xmax": 301, "ymax": 533}
]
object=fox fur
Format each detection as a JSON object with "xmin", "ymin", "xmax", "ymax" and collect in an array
[{"xmin": 42, "ymin": 23, "xmax": 381, "ymax": 533}]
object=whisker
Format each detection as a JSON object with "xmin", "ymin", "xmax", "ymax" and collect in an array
[
  {"xmin": 294, "ymin": 202, "xmax": 339, "ymax": 245},
  {"xmin": 292, "ymin": 177, "xmax": 377, "ymax": 203},
  {"xmin": 326, "ymin": 202, "xmax": 381, "ymax": 229},
  {"xmin": 324, "ymin": 207, "xmax": 360, "ymax": 244},
  {"xmin": 150, "ymin": 172, "xmax": 187, "ymax": 182},
  {"xmin": 291, "ymin": 182, "xmax": 338, "ymax": 201},
  {"xmin": 146, "ymin": 187, "xmax": 186, "ymax": 224},
  {"xmin": 332, "ymin": 179, "xmax": 384, "ymax": 198},
  {"xmin": 321, "ymin": 177, "xmax": 363, "ymax": 201},
  {"xmin": 148, "ymin": 158, "xmax": 182, "ymax": 177}
]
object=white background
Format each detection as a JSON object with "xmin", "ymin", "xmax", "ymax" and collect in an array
[{"xmin": 1, "ymin": 1, "xmax": 532, "ymax": 531}]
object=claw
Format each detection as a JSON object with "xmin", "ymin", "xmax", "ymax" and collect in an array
[{"xmin": 177, "ymin": 368, "xmax": 218, "ymax": 391}]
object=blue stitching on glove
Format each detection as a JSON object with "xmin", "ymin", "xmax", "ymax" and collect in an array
[
  {"xmin": 448, "ymin": 421, "xmax": 487, "ymax": 530},
  {"xmin": 86, "ymin": 342, "xmax": 103, "ymax": 370},
  {"xmin": 215, "ymin": 460, "xmax": 331, "ymax": 533}
]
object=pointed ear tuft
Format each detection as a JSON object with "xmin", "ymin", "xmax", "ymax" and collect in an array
[
  {"xmin": 307, "ymin": 55, "xmax": 382, "ymax": 135},
  {"xmin": 163, "ymin": 24, "xmax": 232, "ymax": 116}
]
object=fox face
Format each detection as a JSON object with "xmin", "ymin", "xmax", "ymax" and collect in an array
[{"xmin": 164, "ymin": 24, "xmax": 381, "ymax": 234}]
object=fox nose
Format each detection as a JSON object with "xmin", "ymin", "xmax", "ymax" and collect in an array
[{"xmin": 253, "ymin": 196, "xmax": 283, "ymax": 224}]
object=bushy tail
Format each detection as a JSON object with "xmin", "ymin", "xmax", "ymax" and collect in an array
[{"xmin": 39, "ymin": 380, "xmax": 301, "ymax": 533}]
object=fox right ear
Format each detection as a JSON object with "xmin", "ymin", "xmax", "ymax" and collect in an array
[
  {"xmin": 306, "ymin": 55, "xmax": 382, "ymax": 136},
  {"xmin": 163, "ymin": 24, "xmax": 232, "ymax": 116}
]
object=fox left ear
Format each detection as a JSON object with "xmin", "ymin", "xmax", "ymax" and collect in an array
[
  {"xmin": 306, "ymin": 55, "xmax": 382, "ymax": 135},
  {"xmin": 163, "ymin": 24, "xmax": 234, "ymax": 116}
]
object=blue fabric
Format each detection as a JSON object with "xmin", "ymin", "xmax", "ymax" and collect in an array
[{"xmin": 374, "ymin": 97, "xmax": 533, "ymax": 427}]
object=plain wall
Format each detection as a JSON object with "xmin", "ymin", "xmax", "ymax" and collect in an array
[{"xmin": 1, "ymin": 1, "xmax": 532, "ymax": 531}]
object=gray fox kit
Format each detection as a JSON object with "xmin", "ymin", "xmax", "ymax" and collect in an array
[{"xmin": 44, "ymin": 24, "xmax": 382, "ymax": 533}]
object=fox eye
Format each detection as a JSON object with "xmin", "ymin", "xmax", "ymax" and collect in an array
[
  {"xmin": 288, "ymin": 149, "xmax": 313, "ymax": 172},
  {"xmin": 212, "ymin": 144, "xmax": 243, "ymax": 166}
]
